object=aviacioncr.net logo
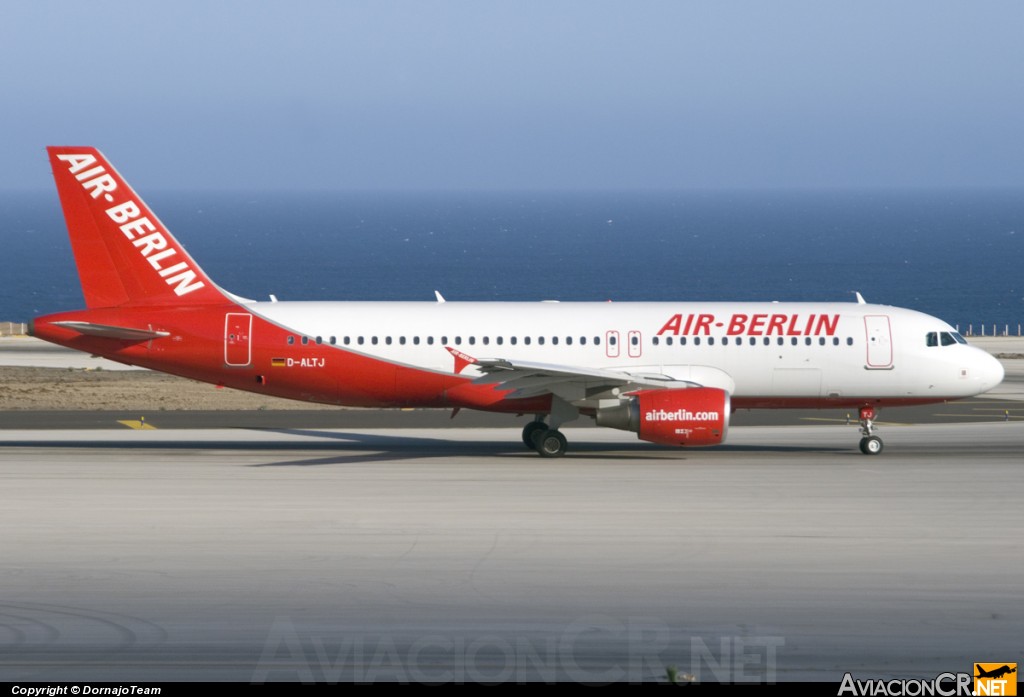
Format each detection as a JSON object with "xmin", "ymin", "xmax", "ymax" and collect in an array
[
  {"xmin": 838, "ymin": 672, "xmax": 973, "ymax": 696},
  {"xmin": 974, "ymin": 663, "xmax": 1017, "ymax": 697}
]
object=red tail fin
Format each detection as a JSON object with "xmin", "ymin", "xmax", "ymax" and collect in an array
[{"xmin": 47, "ymin": 146, "xmax": 228, "ymax": 308}]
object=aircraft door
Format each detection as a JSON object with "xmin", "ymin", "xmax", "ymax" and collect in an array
[
  {"xmin": 225, "ymin": 313, "xmax": 252, "ymax": 366},
  {"xmin": 864, "ymin": 315, "xmax": 893, "ymax": 368}
]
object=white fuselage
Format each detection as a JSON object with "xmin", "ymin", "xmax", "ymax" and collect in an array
[{"xmin": 248, "ymin": 300, "xmax": 1004, "ymax": 406}]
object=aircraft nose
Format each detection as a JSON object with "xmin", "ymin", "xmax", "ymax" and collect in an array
[{"xmin": 976, "ymin": 350, "xmax": 1005, "ymax": 393}]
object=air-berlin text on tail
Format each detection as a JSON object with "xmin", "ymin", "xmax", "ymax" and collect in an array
[
  {"xmin": 55, "ymin": 153, "xmax": 206, "ymax": 297},
  {"xmin": 657, "ymin": 313, "xmax": 840, "ymax": 336}
]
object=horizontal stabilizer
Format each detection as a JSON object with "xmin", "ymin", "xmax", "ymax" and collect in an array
[{"xmin": 51, "ymin": 321, "xmax": 170, "ymax": 341}]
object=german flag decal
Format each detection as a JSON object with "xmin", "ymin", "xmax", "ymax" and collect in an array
[{"xmin": 271, "ymin": 357, "xmax": 286, "ymax": 367}]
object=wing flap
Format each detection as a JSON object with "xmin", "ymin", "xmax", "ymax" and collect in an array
[
  {"xmin": 472, "ymin": 357, "xmax": 709, "ymax": 402},
  {"xmin": 474, "ymin": 358, "xmax": 665, "ymax": 385}
]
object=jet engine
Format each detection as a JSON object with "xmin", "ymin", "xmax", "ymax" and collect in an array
[{"xmin": 595, "ymin": 387, "xmax": 731, "ymax": 446}]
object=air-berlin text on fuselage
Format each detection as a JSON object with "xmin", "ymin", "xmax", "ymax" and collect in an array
[
  {"xmin": 657, "ymin": 313, "xmax": 840, "ymax": 336},
  {"xmin": 55, "ymin": 153, "xmax": 205, "ymax": 297}
]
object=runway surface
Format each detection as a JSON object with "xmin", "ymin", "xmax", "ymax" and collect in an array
[
  {"xmin": 0, "ymin": 397, "xmax": 1020, "ymax": 431},
  {"xmin": 1, "ymin": 422, "xmax": 1021, "ymax": 683}
]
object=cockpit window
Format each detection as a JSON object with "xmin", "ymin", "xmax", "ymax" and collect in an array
[{"xmin": 928, "ymin": 330, "xmax": 967, "ymax": 347}]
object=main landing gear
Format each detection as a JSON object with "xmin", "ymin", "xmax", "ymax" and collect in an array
[
  {"xmin": 857, "ymin": 405, "xmax": 883, "ymax": 455},
  {"xmin": 522, "ymin": 420, "xmax": 568, "ymax": 458},
  {"xmin": 522, "ymin": 400, "xmax": 578, "ymax": 458}
]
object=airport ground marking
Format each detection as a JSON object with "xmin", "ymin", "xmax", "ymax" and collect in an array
[{"xmin": 118, "ymin": 419, "xmax": 157, "ymax": 430}]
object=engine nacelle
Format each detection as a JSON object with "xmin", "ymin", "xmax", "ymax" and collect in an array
[{"xmin": 595, "ymin": 387, "xmax": 731, "ymax": 447}]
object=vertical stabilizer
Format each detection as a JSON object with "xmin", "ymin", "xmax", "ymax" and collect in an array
[{"xmin": 47, "ymin": 146, "xmax": 228, "ymax": 307}]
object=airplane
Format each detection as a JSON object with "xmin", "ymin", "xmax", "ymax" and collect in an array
[
  {"xmin": 976, "ymin": 665, "xmax": 1017, "ymax": 680},
  {"xmin": 29, "ymin": 147, "xmax": 1005, "ymax": 457}
]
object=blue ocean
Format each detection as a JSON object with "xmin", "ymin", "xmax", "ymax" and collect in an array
[{"xmin": 1, "ymin": 189, "xmax": 1021, "ymax": 333}]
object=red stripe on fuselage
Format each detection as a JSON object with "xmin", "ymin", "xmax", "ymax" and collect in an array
[
  {"xmin": 31, "ymin": 304, "xmax": 552, "ymax": 413},
  {"xmin": 730, "ymin": 396, "xmax": 946, "ymax": 409}
]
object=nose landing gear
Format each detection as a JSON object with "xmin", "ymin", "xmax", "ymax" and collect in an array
[{"xmin": 857, "ymin": 406, "xmax": 883, "ymax": 455}]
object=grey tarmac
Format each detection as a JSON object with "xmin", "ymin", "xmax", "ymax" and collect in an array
[{"xmin": 0, "ymin": 422, "xmax": 1021, "ymax": 683}]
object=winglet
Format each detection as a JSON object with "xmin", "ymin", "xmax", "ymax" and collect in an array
[
  {"xmin": 445, "ymin": 346, "xmax": 477, "ymax": 374},
  {"xmin": 434, "ymin": 290, "xmax": 446, "ymax": 303},
  {"xmin": 855, "ymin": 291, "xmax": 867, "ymax": 305}
]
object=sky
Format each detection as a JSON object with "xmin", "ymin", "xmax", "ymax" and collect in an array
[{"xmin": 2, "ymin": 1, "xmax": 1024, "ymax": 191}]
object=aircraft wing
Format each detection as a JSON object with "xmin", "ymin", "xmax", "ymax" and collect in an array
[{"xmin": 472, "ymin": 357, "xmax": 703, "ymax": 402}]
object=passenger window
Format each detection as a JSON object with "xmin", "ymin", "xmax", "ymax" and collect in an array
[
  {"xmin": 302, "ymin": 336, "xmax": 309, "ymax": 345},
  {"xmin": 441, "ymin": 336, "xmax": 448, "ymax": 344},
  {"xmin": 538, "ymin": 337, "xmax": 545, "ymax": 345},
  {"xmin": 329, "ymin": 336, "xmax": 336, "ymax": 345},
  {"xmin": 665, "ymin": 337, "xmax": 673, "ymax": 346},
  {"xmin": 468, "ymin": 337, "xmax": 475, "ymax": 345},
  {"xmin": 653, "ymin": 337, "xmax": 660, "ymax": 346},
  {"xmin": 749, "ymin": 337, "xmax": 756, "ymax": 346},
  {"xmin": 483, "ymin": 337, "xmax": 489, "ymax": 345},
  {"xmin": 413, "ymin": 337, "xmax": 420, "ymax": 345},
  {"xmin": 371, "ymin": 337, "xmax": 379, "ymax": 345},
  {"xmin": 511, "ymin": 337, "xmax": 517, "ymax": 345},
  {"xmin": 552, "ymin": 337, "xmax": 559, "ymax": 345},
  {"xmin": 580, "ymin": 336, "xmax": 587, "ymax": 345},
  {"xmin": 496, "ymin": 337, "xmax": 503, "ymax": 345},
  {"xmin": 524, "ymin": 337, "xmax": 531, "ymax": 345},
  {"xmin": 833, "ymin": 337, "xmax": 839, "ymax": 346},
  {"xmin": 609, "ymin": 336, "xmax": 617, "ymax": 346},
  {"xmin": 846, "ymin": 337, "xmax": 853, "ymax": 346},
  {"xmin": 763, "ymin": 337, "xmax": 770, "ymax": 346},
  {"xmin": 287, "ymin": 336, "xmax": 294, "ymax": 345},
  {"xmin": 791, "ymin": 337, "xmax": 797, "ymax": 346},
  {"xmin": 694, "ymin": 337, "xmax": 701, "ymax": 346},
  {"xmin": 593, "ymin": 337, "xmax": 600, "ymax": 345},
  {"xmin": 708, "ymin": 337, "xmax": 715, "ymax": 346},
  {"xmin": 455, "ymin": 336, "xmax": 462, "ymax": 345},
  {"xmin": 777, "ymin": 337, "xmax": 784, "ymax": 346},
  {"xmin": 344, "ymin": 337, "xmax": 351, "ymax": 345},
  {"xmin": 427, "ymin": 336, "xmax": 434, "ymax": 345},
  {"xmin": 566, "ymin": 337, "xmax": 573, "ymax": 345},
  {"xmin": 679, "ymin": 336, "xmax": 687, "ymax": 346},
  {"xmin": 805, "ymin": 337, "xmax": 812, "ymax": 346},
  {"xmin": 819, "ymin": 337, "xmax": 826, "ymax": 346},
  {"xmin": 315, "ymin": 336, "xmax": 322, "ymax": 345},
  {"xmin": 358, "ymin": 337, "xmax": 365, "ymax": 345},
  {"xmin": 385, "ymin": 337, "xmax": 392, "ymax": 345}
]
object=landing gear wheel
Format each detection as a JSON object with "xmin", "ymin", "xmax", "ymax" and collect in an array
[
  {"xmin": 523, "ymin": 421, "xmax": 548, "ymax": 449},
  {"xmin": 536, "ymin": 430, "xmax": 568, "ymax": 458},
  {"xmin": 857, "ymin": 406, "xmax": 882, "ymax": 455},
  {"xmin": 859, "ymin": 435, "xmax": 883, "ymax": 455}
]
